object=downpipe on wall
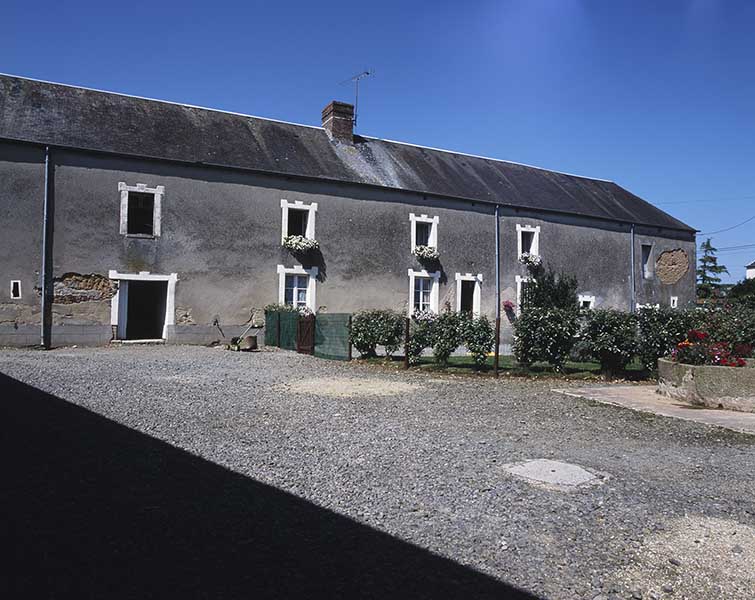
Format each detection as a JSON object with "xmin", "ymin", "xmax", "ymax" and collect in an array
[
  {"xmin": 494, "ymin": 204, "xmax": 501, "ymax": 377},
  {"xmin": 41, "ymin": 146, "xmax": 54, "ymax": 349},
  {"xmin": 629, "ymin": 223, "xmax": 636, "ymax": 312}
]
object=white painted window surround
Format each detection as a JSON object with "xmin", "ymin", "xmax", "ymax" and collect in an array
[
  {"xmin": 10, "ymin": 280, "xmax": 22, "ymax": 300},
  {"xmin": 408, "ymin": 268, "xmax": 441, "ymax": 315},
  {"xmin": 108, "ymin": 270, "xmax": 178, "ymax": 339},
  {"xmin": 670, "ymin": 296, "xmax": 678, "ymax": 309},
  {"xmin": 409, "ymin": 213, "xmax": 439, "ymax": 250},
  {"xmin": 277, "ymin": 264, "xmax": 318, "ymax": 309},
  {"xmin": 516, "ymin": 224, "xmax": 540, "ymax": 257},
  {"xmin": 515, "ymin": 274, "xmax": 533, "ymax": 315},
  {"xmin": 118, "ymin": 182, "xmax": 164, "ymax": 237},
  {"xmin": 281, "ymin": 199, "xmax": 317, "ymax": 243},
  {"xmin": 578, "ymin": 294, "xmax": 596, "ymax": 309},
  {"xmin": 455, "ymin": 273, "xmax": 483, "ymax": 317}
]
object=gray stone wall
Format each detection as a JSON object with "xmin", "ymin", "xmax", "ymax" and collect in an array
[{"xmin": 0, "ymin": 141, "xmax": 696, "ymax": 348}]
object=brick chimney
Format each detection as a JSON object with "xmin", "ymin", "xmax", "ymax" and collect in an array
[{"xmin": 321, "ymin": 101, "xmax": 354, "ymax": 143}]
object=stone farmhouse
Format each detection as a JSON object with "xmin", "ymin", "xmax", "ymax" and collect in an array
[{"xmin": 0, "ymin": 74, "xmax": 696, "ymax": 347}]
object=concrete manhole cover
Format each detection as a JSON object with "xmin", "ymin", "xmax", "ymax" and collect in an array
[{"xmin": 503, "ymin": 459, "xmax": 605, "ymax": 490}]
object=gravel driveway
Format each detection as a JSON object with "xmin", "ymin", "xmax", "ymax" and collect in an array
[{"xmin": 2, "ymin": 346, "xmax": 754, "ymax": 599}]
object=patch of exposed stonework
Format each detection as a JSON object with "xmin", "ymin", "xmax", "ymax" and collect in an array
[
  {"xmin": 656, "ymin": 249, "xmax": 689, "ymax": 285},
  {"xmin": 50, "ymin": 273, "xmax": 117, "ymax": 304},
  {"xmin": 176, "ymin": 306, "xmax": 195, "ymax": 325}
]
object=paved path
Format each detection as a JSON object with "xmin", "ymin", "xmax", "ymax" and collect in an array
[{"xmin": 557, "ymin": 384, "xmax": 755, "ymax": 435}]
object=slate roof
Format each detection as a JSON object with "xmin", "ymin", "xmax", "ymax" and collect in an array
[
  {"xmin": 747, "ymin": 260, "xmax": 755, "ymax": 268},
  {"xmin": 0, "ymin": 74, "xmax": 694, "ymax": 232}
]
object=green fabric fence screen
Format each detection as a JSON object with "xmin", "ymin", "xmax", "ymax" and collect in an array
[
  {"xmin": 314, "ymin": 314, "xmax": 352, "ymax": 361},
  {"xmin": 279, "ymin": 312, "xmax": 298, "ymax": 350},
  {"xmin": 264, "ymin": 312, "xmax": 279, "ymax": 346}
]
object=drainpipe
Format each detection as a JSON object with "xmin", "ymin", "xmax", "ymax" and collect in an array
[
  {"xmin": 41, "ymin": 146, "xmax": 54, "ymax": 349},
  {"xmin": 494, "ymin": 204, "xmax": 501, "ymax": 377},
  {"xmin": 629, "ymin": 223, "xmax": 636, "ymax": 312}
]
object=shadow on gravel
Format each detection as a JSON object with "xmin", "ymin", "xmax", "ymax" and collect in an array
[{"xmin": 0, "ymin": 372, "xmax": 537, "ymax": 600}]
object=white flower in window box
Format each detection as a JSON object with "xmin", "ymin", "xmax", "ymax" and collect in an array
[
  {"xmin": 518, "ymin": 252, "xmax": 542, "ymax": 268},
  {"xmin": 282, "ymin": 234, "xmax": 320, "ymax": 253},
  {"xmin": 412, "ymin": 245, "xmax": 440, "ymax": 261}
]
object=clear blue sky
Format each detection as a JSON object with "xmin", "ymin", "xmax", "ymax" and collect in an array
[{"xmin": 4, "ymin": 0, "xmax": 754, "ymax": 281}]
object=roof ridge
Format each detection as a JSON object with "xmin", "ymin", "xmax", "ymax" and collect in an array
[{"xmin": 0, "ymin": 72, "xmax": 324, "ymax": 131}]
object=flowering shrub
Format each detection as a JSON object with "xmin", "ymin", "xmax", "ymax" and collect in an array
[
  {"xmin": 282, "ymin": 235, "xmax": 319, "ymax": 253},
  {"xmin": 431, "ymin": 311, "xmax": 465, "ymax": 365},
  {"xmin": 693, "ymin": 303, "xmax": 755, "ymax": 348},
  {"xmin": 264, "ymin": 303, "xmax": 299, "ymax": 314},
  {"xmin": 463, "ymin": 315, "xmax": 495, "ymax": 368},
  {"xmin": 518, "ymin": 252, "xmax": 542, "ymax": 269},
  {"xmin": 672, "ymin": 329, "xmax": 750, "ymax": 367},
  {"xmin": 637, "ymin": 305, "xmax": 695, "ymax": 372},
  {"xmin": 407, "ymin": 310, "xmax": 437, "ymax": 364},
  {"xmin": 412, "ymin": 245, "xmax": 440, "ymax": 261},
  {"xmin": 513, "ymin": 307, "xmax": 580, "ymax": 371},
  {"xmin": 580, "ymin": 309, "xmax": 638, "ymax": 375},
  {"xmin": 349, "ymin": 309, "xmax": 404, "ymax": 357}
]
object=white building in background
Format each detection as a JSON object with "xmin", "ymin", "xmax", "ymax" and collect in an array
[{"xmin": 747, "ymin": 260, "xmax": 755, "ymax": 280}]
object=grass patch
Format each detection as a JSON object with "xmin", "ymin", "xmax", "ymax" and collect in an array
[{"xmin": 362, "ymin": 354, "xmax": 649, "ymax": 379}]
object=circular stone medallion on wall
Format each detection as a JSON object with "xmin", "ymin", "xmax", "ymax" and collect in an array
[{"xmin": 655, "ymin": 249, "xmax": 689, "ymax": 285}]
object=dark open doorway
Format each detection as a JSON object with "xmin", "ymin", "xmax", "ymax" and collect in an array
[
  {"xmin": 460, "ymin": 280, "xmax": 475, "ymax": 314},
  {"xmin": 126, "ymin": 280, "xmax": 167, "ymax": 339}
]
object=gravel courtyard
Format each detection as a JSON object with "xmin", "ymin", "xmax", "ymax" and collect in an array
[{"xmin": 2, "ymin": 345, "xmax": 754, "ymax": 599}]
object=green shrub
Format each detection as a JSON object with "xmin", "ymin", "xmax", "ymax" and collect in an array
[
  {"xmin": 513, "ymin": 307, "xmax": 580, "ymax": 371},
  {"xmin": 432, "ymin": 311, "xmax": 465, "ymax": 366},
  {"xmin": 349, "ymin": 309, "xmax": 405, "ymax": 357},
  {"xmin": 527, "ymin": 270, "xmax": 579, "ymax": 310},
  {"xmin": 637, "ymin": 305, "xmax": 695, "ymax": 371},
  {"xmin": 581, "ymin": 309, "xmax": 638, "ymax": 375},
  {"xmin": 463, "ymin": 315, "xmax": 495, "ymax": 369},
  {"xmin": 407, "ymin": 311, "xmax": 436, "ymax": 364}
]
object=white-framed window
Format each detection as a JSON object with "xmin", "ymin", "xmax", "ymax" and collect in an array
[
  {"xmin": 277, "ymin": 265, "xmax": 318, "ymax": 309},
  {"xmin": 119, "ymin": 182, "xmax": 164, "ymax": 237},
  {"xmin": 670, "ymin": 296, "xmax": 678, "ymax": 309},
  {"xmin": 515, "ymin": 275, "xmax": 534, "ymax": 314},
  {"xmin": 641, "ymin": 244, "xmax": 653, "ymax": 279},
  {"xmin": 408, "ymin": 268, "xmax": 441, "ymax": 314},
  {"xmin": 281, "ymin": 199, "xmax": 317, "ymax": 242},
  {"xmin": 10, "ymin": 280, "xmax": 21, "ymax": 300},
  {"xmin": 455, "ymin": 273, "xmax": 483, "ymax": 317},
  {"xmin": 578, "ymin": 294, "xmax": 596, "ymax": 309},
  {"xmin": 409, "ymin": 213, "xmax": 439, "ymax": 250},
  {"xmin": 516, "ymin": 224, "xmax": 540, "ymax": 257}
]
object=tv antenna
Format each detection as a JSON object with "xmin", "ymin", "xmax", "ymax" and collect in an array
[{"xmin": 340, "ymin": 70, "xmax": 373, "ymax": 130}]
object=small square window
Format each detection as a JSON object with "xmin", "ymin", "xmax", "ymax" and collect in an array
[
  {"xmin": 10, "ymin": 280, "xmax": 21, "ymax": 300},
  {"xmin": 410, "ymin": 214, "xmax": 438, "ymax": 250},
  {"xmin": 517, "ymin": 224, "xmax": 540, "ymax": 258},
  {"xmin": 578, "ymin": 294, "xmax": 595, "ymax": 309},
  {"xmin": 287, "ymin": 209, "xmax": 308, "ymax": 237},
  {"xmin": 127, "ymin": 191, "xmax": 155, "ymax": 235}
]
